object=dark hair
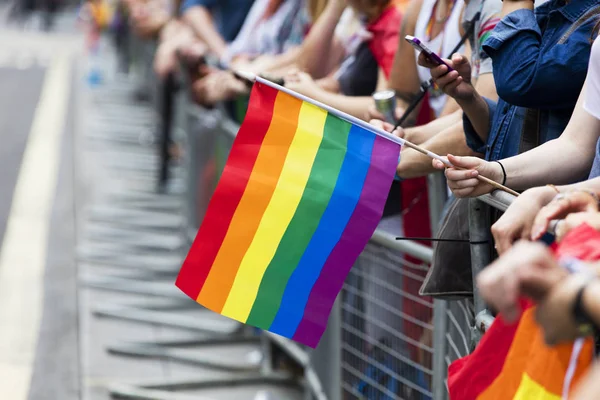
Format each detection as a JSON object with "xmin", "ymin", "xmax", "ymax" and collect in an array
[{"xmin": 594, "ymin": 17, "xmax": 600, "ymax": 40}]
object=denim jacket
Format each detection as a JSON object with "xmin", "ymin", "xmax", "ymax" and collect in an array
[{"xmin": 464, "ymin": 0, "xmax": 600, "ymax": 161}]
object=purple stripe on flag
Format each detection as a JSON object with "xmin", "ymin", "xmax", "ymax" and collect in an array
[{"xmin": 291, "ymin": 136, "xmax": 400, "ymax": 348}]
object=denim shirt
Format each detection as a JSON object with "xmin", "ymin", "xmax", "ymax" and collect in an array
[{"xmin": 463, "ymin": 0, "xmax": 600, "ymax": 161}]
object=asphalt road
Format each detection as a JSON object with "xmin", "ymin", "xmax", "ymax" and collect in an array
[{"xmin": 0, "ymin": 14, "xmax": 81, "ymax": 400}]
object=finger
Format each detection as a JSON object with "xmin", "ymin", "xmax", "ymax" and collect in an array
[
  {"xmin": 447, "ymin": 154, "xmax": 485, "ymax": 170},
  {"xmin": 530, "ymin": 198, "xmax": 583, "ymax": 240},
  {"xmin": 432, "ymin": 159, "xmax": 446, "ymax": 170},
  {"xmin": 367, "ymin": 105, "xmax": 385, "ymax": 121},
  {"xmin": 451, "ymin": 187, "xmax": 476, "ymax": 198},
  {"xmin": 450, "ymin": 177, "xmax": 480, "ymax": 189},
  {"xmin": 445, "ymin": 168, "xmax": 479, "ymax": 182},
  {"xmin": 451, "ymin": 53, "xmax": 467, "ymax": 65},
  {"xmin": 368, "ymin": 119, "xmax": 387, "ymax": 130},
  {"xmin": 519, "ymin": 224, "xmax": 532, "ymax": 243},
  {"xmin": 434, "ymin": 70, "xmax": 460, "ymax": 87},
  {"xmin": 444, "ymin": 77, "xmax": 463, "ymax": 92},
  {"xmin": 492, "ymin": 226, "xmax": 515, "ymax": 255},
  {"xmin": 430, "ymin": 65, "xmax": 449, "ymax": 80}
]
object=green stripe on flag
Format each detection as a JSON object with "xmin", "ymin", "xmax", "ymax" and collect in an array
[{"xmin": 246, "ymin": 113, "xmax": 351, "ymax": 329}]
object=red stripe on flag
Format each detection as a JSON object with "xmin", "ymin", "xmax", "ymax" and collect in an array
[{"xmin": 175, "ymin": 84, "xmax": 278, "ymax": 299}]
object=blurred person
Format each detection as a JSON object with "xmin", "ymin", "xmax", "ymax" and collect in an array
[
  {"xmin": 423, "ymin": 0, "xmax": 599, "ymax": 197},
  {"xmin": 181, "ymin": 0, "xmax": 255, "ymax": 60},
  {"xmin": 278, "ymin": 0, "xmax": 406, "ymax": 118},
  {"xmin": 223, "ymin": 0, "xmax": 330, "ymax": 75},
  {"xmin": 227, "ymin": 0, "xmax": 361, "ymax": 80},
  {"xmin": 191, "ymin": 0, "xmax": 312, "ymax": 105},
  {"xmin": 370, "ymin": 0, "xmax": 502, "ymax": 180},
  {"xmin": 422, "ymin": 22, "xmax": 600, "ymax": 253},
  {"xmin": 128, "ymin": 0, "xmax": 172, "ymax": 39}
]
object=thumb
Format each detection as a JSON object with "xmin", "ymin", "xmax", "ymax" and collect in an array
[
  {"xmin": 451, "ymin": 53, "xmax": 468, "ymax": 65},
  {"xmin": 447, "ymin": 154, "xmax": 483, "ymax": 170}
]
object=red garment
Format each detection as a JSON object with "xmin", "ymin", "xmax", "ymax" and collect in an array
[
  {"xmin": 367, "ymin": 6, "xmax": 403, "ymax": 79},
  {"xmin": 448, "ymin": 224, "xmax": 600, "ymax": 399}
]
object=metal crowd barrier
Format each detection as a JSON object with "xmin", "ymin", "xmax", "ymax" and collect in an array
[{"xmin": 96, "ymin": 26, "xmax": 528, "ymax": 400}]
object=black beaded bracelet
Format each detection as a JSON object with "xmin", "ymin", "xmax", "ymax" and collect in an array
[{"xmin": 493, "ymin": 160, "xmax": 507, "ymax": 186}]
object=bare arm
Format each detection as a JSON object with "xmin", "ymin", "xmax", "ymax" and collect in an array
[
  {"xmin": 388, "ymin": 0, "xmax": 423, "ymax": 109},
  {"xmin": 183, "ymin": 6, "xmax": 227, "ymax": 58},
  {"xmin": 295, "ymin": 1, "xmax": 346, "ymax": 78},
  {"xmin": 436, "ymin": 82, "xmax": 600, "ymax": 197},
  {"xmin": 234, "ymin": 47, "xmax": 303, "ymax": 75},
  {"xmin": 502, "ymin": 85, "xmax": 600, "ymax": 189},
  {"xmin": 403, "ymin": 110, "xmax": 463, "ymax": 145}
]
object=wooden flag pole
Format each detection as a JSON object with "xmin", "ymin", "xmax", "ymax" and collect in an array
[
  {"xmin": 234, "ymin": 70, "xmax": 520, "ymax": 197},
  {"xmin": 400, "ymin": 141, "xmax": 520, "ymax": 197}
]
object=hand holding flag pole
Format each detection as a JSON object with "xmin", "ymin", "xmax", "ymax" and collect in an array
[{"xmin": 234, "ymin": 70, "xmax": 519, "ymax": 197}]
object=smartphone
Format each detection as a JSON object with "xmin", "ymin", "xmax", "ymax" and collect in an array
[{"xmin": 405, "ymin": 35, "xmax": 454, "ymax": 72}]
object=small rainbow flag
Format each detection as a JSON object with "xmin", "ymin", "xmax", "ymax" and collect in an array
[{"xmin": 176, "ymin": 78, "xmax": 401, "ymax": 347}]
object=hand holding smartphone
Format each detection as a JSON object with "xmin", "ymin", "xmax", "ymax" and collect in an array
[{"xmin": 405, "ymin": 35, "xmax": 454, "ymax": 72}]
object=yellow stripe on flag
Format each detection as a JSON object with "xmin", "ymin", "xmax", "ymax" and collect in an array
[
  {"xmin": 513, "ymin": 374, "xmax": 561, "ymax": 400},
  {"xmin": 221, "ymin": 102, "xmax": 327, "ymax": 321}
]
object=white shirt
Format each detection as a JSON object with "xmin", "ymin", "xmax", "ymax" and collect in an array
[{"xmin": 585, "ymin": 38, "xmax": 600, "ymax": 121}]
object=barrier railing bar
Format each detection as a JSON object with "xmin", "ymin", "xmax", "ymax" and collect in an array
[
  {"xmin": 342, "ymin": 287, "xmax": 435, "ymax": 329},
  {"xmin": 445, "ymin": 310, "xmax": 471, "ymax": 354},
  {"xmin": 342, "ymin": 363, "xmax": 420, "ymax": 399},
  {"xmin": 444, "ymin": 332, "xmax": 463, "ymax": 361},
  {"xmin": 361, "ymin": 251, "xmax": 430, "ymax": 273},
  {"xmin": 341, "ymin": 322, "xmax": 434, "ymax": 354},
  {"xmin": 341, "ymin": 340, "xmax": 434, "ymax": 377},
  {"xmin": 340, "ymin": 343, "xmax": 434, "ymax": 396},
  {"xmin": 370, "ymin": 229, "xmax": 433, "ymax": 263},
  {"xmin": 478, "ymin": 190, "xmax": 516, "ymax": 212},
  {"xmin": 348, "ymin": 269, "xmax": 434, "ymax": 308}
]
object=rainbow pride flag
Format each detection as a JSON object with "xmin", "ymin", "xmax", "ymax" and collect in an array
[{"xmin": 176, "ymin": 78, "xmax": 401, "ymax": 347}]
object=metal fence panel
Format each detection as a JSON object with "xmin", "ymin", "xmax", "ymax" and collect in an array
[{"xmin": 341, "ymin": 217, "xmax": 434, "ymax": 400}]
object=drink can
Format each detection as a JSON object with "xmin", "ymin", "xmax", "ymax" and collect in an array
[{"xmin": 372, "ymin": 90, "xmax": 397, "ymax": 124}]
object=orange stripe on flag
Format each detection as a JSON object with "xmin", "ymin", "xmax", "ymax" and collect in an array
[
  {"xmin": 478, "ymin": 308, "xmax": 593, "ymax": 399},
  {"xmin": 197, "ymin": 92, "xmax": 303, "ymax": 312}
]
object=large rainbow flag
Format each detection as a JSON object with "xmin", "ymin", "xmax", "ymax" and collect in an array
[{"xmin": 176, "ymin": 78, "xmax": 401, "ymax": 347}]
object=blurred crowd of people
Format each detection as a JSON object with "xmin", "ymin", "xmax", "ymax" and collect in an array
[{"xmin": 88, "ymin": 0, "xmax": 600, "ymax": 395}]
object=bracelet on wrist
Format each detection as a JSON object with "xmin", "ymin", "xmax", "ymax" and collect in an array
[{"xmin": 493, "ymin": 160, "xmax": 507, "ymax": 186}]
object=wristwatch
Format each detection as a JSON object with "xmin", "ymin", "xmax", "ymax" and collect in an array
[{"xmin": 572, "ymin": 281, "xmax": 598, "ymax": 337}]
